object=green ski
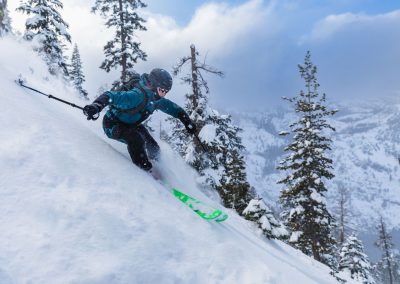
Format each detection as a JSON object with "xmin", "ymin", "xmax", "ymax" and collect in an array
[
  {"xmin": 214, "ymin": 212, "xmax": 229, "ymax": 222},
  {"xmin": 171, "ymin": 188, "xmax": 228, "ymax": 222}
]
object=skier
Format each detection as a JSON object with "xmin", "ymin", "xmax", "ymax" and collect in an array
[{"xmin": 83, "ymin": 68, "xmax": 196, "ymax": 175}]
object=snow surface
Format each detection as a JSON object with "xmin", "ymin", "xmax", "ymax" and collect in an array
[
  {"xmin": 199, "ymin": 123, "xmax": 218, "ymax": 143},
  {"xmin": 0, "ymin": 37, "xmax": 347, "ymax": 283}
]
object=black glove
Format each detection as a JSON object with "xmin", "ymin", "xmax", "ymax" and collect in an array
[
  {"xmin": 185, "ymin": 121, "xmax": 197, "ymax": 135},
  {"xmin": 178, "ymin": 111, "xmax": 197, "ymax": 135},
  {"xmin": 83, "ymin": 93, "xmax": 110, "ymax": 120},
  {"xmin": 83, "ymin": 103, "xmax": 101, "ymax": 120}
]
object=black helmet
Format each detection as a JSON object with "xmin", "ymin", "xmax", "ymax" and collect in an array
[{"xmin": 148, "ymin": 68, "xmax": 173, "ymax": 92}]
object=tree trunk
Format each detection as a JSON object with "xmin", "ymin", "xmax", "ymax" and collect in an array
[
  {"xmin": 339, "ymin": 190, "xmax": 345, "ymax": 245},
  {"xmin": 380, "ymin": 219, "xmax": 394, "ymax": 284},
  {"xmin": 312, "ymin": 235, "xmax": 321, "ymax": 262},
  {"xmin": 190, "ymin": 44, "xmax": 199, "ymax": 111},
  {"xmin": 118, "ymin": 0, "xmax": 127, "ymax": 83}
]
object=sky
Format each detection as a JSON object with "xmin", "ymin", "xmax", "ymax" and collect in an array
[{"xmin": 7, "ymin": 0, "xmax": 400, "ymax": 111}]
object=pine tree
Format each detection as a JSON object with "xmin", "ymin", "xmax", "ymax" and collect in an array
[
  {"xmin": 338, "ymin": 234, "xmax": 375, "ymax": 283},
  {"xmin": 168, "ymin": 44, "xmax": 223, "ymax": 176},
  {"xmin": 69, "ymin": 44, "xmax": 88, "ymax": 99},
  {"xmin": 0, "ymin": 0, "xmax": 11, "ymax": 36},
  {"xmin": 243, "ymin": 198, "xmax": 288, "ymax": 240},
  {"xmin": 17, "ymin": 0, "xmax": 71, "ymax": 76},
  {"xmin": 374, "ymin": 217, "xmax": 400, "ymax": 284},
  {"xmin": 207, "ymin": 112, "xmax": 253, "ymax": 213},
  {"xmin": 277, "ymin": 51, "xmax": 338, "ymax": 267},
  {"xmin": 168, "ymin": 45, "xmax": 253, "ymax": 213},
  {"xmin": 92, "ymin": 0, "xmax": 147, "ymax": 86}
]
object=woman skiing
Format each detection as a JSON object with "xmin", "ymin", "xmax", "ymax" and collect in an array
[{"xmin": 83, "ymin": 68, "xmax": 196, "ymax": 174}]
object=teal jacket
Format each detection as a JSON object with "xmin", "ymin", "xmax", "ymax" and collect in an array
[{"xmin": 103, "ymin": 74, "xmax": 184, "ymax": 125}]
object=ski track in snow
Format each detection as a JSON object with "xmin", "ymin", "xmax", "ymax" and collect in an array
[{"xmin": 0, "ymin": 37, "xmax": 349, "ymax": 284}]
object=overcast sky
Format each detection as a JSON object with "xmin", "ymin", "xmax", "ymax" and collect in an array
[{"xmin": 8, "ymin": 0, "xmax": 400, "ymax": 111}]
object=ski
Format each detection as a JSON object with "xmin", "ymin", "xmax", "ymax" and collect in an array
[
  {"xmin": 214, "ymin": 212, "xmax": 229, "ymax": 223},
  {"xmin": 171, "ymin": 188, "xmax": 228, "ymax": 222}
]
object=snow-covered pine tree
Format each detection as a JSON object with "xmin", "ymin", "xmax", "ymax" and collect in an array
[
  {"xmin": 0, "ymin": 0, "xmax": 11, "ymax": 36},
  {"xmin": 204, "ymin": 112, "xmax": 253, "ymax": 213},
  {"xmin": 243, "ymin": 198, "xmax": 288, "ymax": 240},
  {"xmin": 92, "ymin": 0, "xmax": 147, "ymax": 87},
  {"xmin": 338, "ymin": 234, "xmax": 375, "ymax": 284},
  {"xmin": 277, "ymin": 51, "xmax": 338, "ymax": 267},
  {"xmin": 17, "ymin": 0, "xmax": 71, "ymax": 76},
  {"xmin": 168, "ymin": 45, "xmax": 253, "ymax": 213},
  {"xmin": 69, "ymin": 44, "xmax": 88, "ymax": 99},
  {"xmin": 374, "ymin": 217, "xmax": 400, "ymax": 284},
  {"xmin": 168, "ymin": 44, "xmax": 223, "ymax": 177}
]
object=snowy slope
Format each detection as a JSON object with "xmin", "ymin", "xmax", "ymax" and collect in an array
[{"xmin": 0, "ymin": 37, "xmax": 344, "ymax": 283}]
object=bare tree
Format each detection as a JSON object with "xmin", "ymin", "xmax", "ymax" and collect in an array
[{"xmin": 375, "ymin": 217, "xmax": 397, "ymax": 284}]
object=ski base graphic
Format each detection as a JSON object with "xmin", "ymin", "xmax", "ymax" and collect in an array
[{"xmin": 171, "ymin": 188, "xmax": 228, "ymax": 222}]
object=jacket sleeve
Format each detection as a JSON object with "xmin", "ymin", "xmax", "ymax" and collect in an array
[
  {"xmin": 93, "ymin": 93, "xmax": 110, "ymax": 110},
  {"xmin": 104, "ymin": 90, "xmax": 143, "ymax": 109},
  {"xmin": 155, "ymin": 98, "xmax": 185, "ymax": 118}
]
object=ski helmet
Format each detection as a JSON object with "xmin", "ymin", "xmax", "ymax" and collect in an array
[{"xmin": 148, "ymin": 68, "xmax": 173, "ymax": 92}]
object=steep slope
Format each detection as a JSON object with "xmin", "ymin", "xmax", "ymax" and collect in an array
[{"xmin": 0, "ymin": 37, "xmax": 343, "ymax": 283}]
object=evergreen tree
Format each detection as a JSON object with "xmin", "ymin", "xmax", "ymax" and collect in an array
[
  {"xmin": 168, "ymin": 44, "xmax": 223, "ymax": 176},
  {"xmin": 168, "ymin": 45, "xmax": 253, "ymax": 213},
  {"xmin": 92, "ymin": 0, "xmax": 147, "ymax": 86},
  {"xmin": 374, "ymin": 217, "xmax": 400, "ymax": 284},
  {"xmin": 0, "ymin": 0, "xmax": 11, "ymax": 36},
  {"xmin": 17, "ymin": 0, "xmax": 71, "ymax": 76},
  {"xmin": 338, "ymin": 234, "xmax": 375, "ymax": 283},
  {"xmin": 206, "ymin": 112, "xmax": 254, "ymax": 213},
  {"xmin": 277, "ymin": 51, "xmax": 338, "ymax": 267},
  {"xmin": 243, "ymin": 198, "xmax": 288, "ymax": 240},
  {"xmin": 69, "ymin": 44, "xmax": 88, "ymax": 99}
]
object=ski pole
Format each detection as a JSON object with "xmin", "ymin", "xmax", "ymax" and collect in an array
[
  {"xmin": 192, "ymin": 133, "xmax": 221, "ymax": 168},
  {"xmin": 194, "ymin": 133, "xmax": 208, "ymax": 153},
  {"xmin": 16, "ymin": 79, "xmax": 84, "ymax": 111}
]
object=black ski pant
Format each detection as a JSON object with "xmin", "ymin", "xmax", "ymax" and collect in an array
[{"xmin": 103, "ymin": 114, "xmax": 160, "ymax": 171}]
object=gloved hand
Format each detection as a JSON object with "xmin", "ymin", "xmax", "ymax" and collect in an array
[
  {"xmin": 83, "ymin": 103, "xmax": 101, "ymax": 120},
  {"xmin": 184, "ymin": 120, "xmax": 197, "ymax": 135},
  {"xmin": 178, "ymin": 111, "xmax": 197, "ymax": 135}
]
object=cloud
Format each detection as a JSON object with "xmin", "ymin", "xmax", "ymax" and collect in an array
[
  {"xmin": 81, "ymin": 0, "xmax": 275, "ymax": 104},
  {"xmin": 137, "ymin": 0, "xmax": 274, "ymax": 67},
  {"xmin": 7, "ymin": 1, "xmax": 400, "ymax": 110},
  {"xmin": 299, "ymin": 10, "xmax": 400, "ymax": 101},
  {"xmin": 304, "ymin": 10, "xmax": 400, "ymax": 42},
  {"xmin": 139, "ymin": 0, "xmax": 295, "ymax": 110}
]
